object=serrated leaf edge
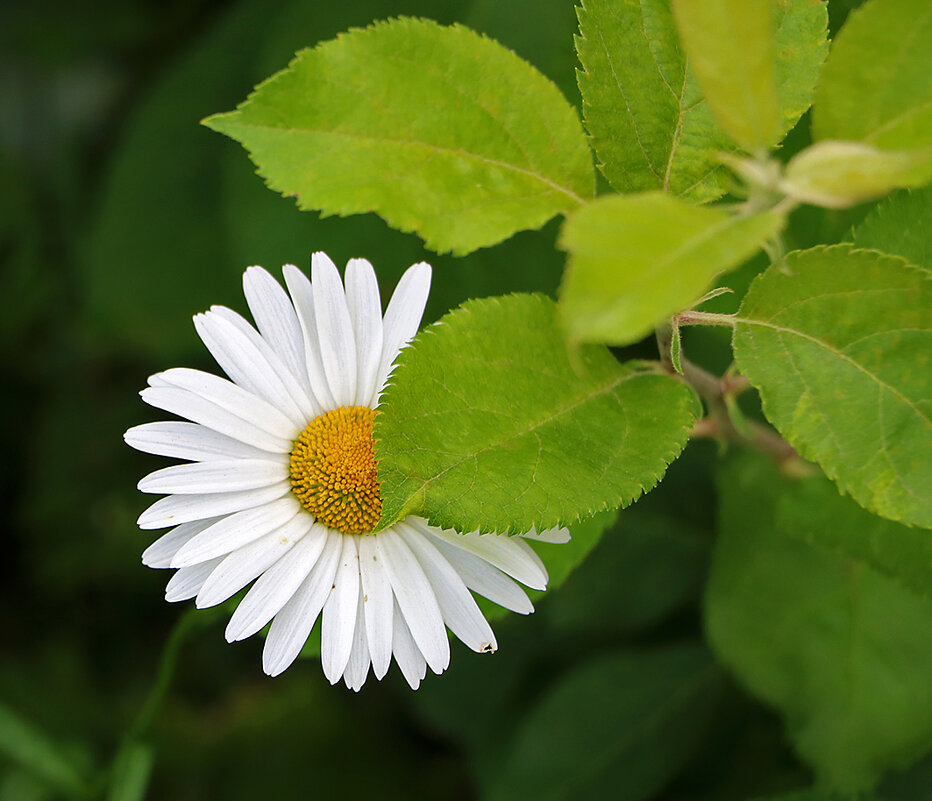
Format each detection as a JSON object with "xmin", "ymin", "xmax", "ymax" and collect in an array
[
  {"xmin": 203, "ymin": 16, "xmax": 594, "ymax": 255},
  {"xmin": 733, "ymin": 243, "xmax": 932, "ymax": 527},
  {"xmin": 374, "ymin": 293, "xmax": 696, "ymax": 533}
]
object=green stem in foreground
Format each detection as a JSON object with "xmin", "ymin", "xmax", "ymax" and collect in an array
[
  {"xmin": 102, "ymin": 609, "xmax": 210, "ymax": 800},
  {"xmin": 126, "ymin": 609, "xmax": 203, "ymax": 741}
]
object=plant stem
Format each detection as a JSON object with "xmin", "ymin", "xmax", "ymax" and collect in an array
[
  {"xmin": 656, "ymin": 321, "xmax": 805, "ymax": 470},
  {"xmin": 126, "ymin": 609, "xmax": 202, "ymax": 742},
  {"xmin": 655, "ymin": 323, "xmax": 675, "ymax": 372},
  {"xmin": 101, "ymin": 609, "xmax": 208, "ymax": 799},
  {"xmin": 673, "ymin": 310, "xmax": 736, "ymax": 327},
  {"xmin": 679, "ymin": 356, "xmax": 804, "ymax": 469}
]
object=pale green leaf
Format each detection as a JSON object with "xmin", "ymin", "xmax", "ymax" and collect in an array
[
  {"xmin": 782, "ymin": 141, "xmax": 932, "ymax": 208},
  {"xmin": 576, "ymin": 0, "xmax": 827, "ymax": 200},
  {"xmin": 853, "ymin": 185, "xmax": 932, "ymax": 270},
  {"xmin": 486, "ymin": 645, "xmax": 724, "ymax": 801},
  {"xmin": 733, "ymin": 245, "xmax": 932, "ymax": 528},
  {"xmin": 706, "ymin": 453, "xmax": 932, "ymax": 793},
  {"xmin": 813, "ymin": 0, "xmax": 932, "ymax": 148},
  {"xmin": 204, "ymin": 18, "xmax": 594, "ymax": 256},
  {"xmin": 374, "ymin": 293, "xmax": 696, "ymax": 533},
  {"xmin": 670, "ymin": 0, "xmax": 780, "ymax": 152},
  {"xmin": 0, "ymin": 703, "xmax": 89, "ymax": 797},
  {"xmin": 559, "ymin": 192, "xmax": 783, "ymax": 345},
  {"xmin": 771, "ymin": 0, "xmax": 831, "ymax": 137},
  {"xmin": 778, "ymin": 470, "xmax": 932, "ymax": 603}
]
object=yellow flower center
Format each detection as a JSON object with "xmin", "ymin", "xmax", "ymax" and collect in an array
[{"xmin": 289, "ymin": 406, "xmax": 382, "ymax": 534}]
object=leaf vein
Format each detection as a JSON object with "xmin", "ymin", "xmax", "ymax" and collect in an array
[{"xmin": 231, "ymin": 122, "xmax": 586, "ymax": 206}]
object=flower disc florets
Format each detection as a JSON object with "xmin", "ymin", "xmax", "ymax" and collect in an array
[{"xmin": 289, "ymin": 406, "xmax": 381, "ymax": 534}]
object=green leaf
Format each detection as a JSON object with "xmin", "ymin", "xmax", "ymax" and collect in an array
[
  {"xmin": 106, "ymin": 742, "xmax": 154, "ymax": 801},
  {"xmin": 706, "ymin": 453, "xmax": 932, "ymax": 793},
  {"xmin": 0, "ymin": 703, "xmax": 88, "ymax": 797},
  {"xmin": 215, "ymin": 0, "xmax": 583, "ymax": 317},
  {"xmin": 82, "ymin": 0, "xmax": 579, "ymax": 361},
  {"xmin": 204, "ymin": 18, "xmax": 594, "ymax": 256},
  {"xmin": 853, "ymin": 186, "xmax": 932, "ymax": 270},
  {"xmin": 559, "ymin": 192, "xmax": 783, "ymax": 345},
  {"xmin": 485, "ymin": 645, "xmax": 724, "ymax": 801},
  {"xmin": 813, "ymin": 0, "xmax": 932, "ymax": 149},
  {"xmin": 771, "ymin": 0, "xmax": 831, "ymax": 138},
  {"xmin": 782, "ymin": 141, "xmax": 932, "ymax": 208},
  {"xmin": 576, "ymin": 0, "xmax": 827, "ymax": 200},
  {"xmin": 670, "ymin": 0, "xmax": 780, "ymax": 152},
  {"xmin": 733, "ymin": 245, "xmax": 932, "ymax": 528},
  {"xmin": 374, "ymin": 293, "xmax": 696, "ymax": 533},
  {"xmin": 778, "ymin": 471, "xmax": 932, "ymax": 604}
]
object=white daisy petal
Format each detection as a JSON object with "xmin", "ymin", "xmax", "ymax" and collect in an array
[
  {"xmin": 397, "ymin": 522, "xmax": 497, "ymax": 654},
  {"xmin": 195, "ymin": 515, "xmax": 312, "ymax": 608},
  {"xmin": 321, "ymin": 535, "xmax": 361, "ymax": 684},
  {"xmin": 344, "ymin": 258, "xmax": 384, "ymax": 409},
  {"xmin": 165, "ymin": 558, "xmax": 223, "ymax": 602},
  {"xmin": 137, "ymin": 483, "xmax": 290, "ymax": 530},
  {"xmin": 138, "ymin": 459, "xmax": 287, "ymax": 495},
  {"xmin": 141, "ymin": 387, "xmax": 292, "ymax": 453},
  {"xmin": 283, "ymin": 264, "xmax": 337, "ymax": 411},
  {"xmin": 521, "ymin": 526, "xmax": 572, "ymax": 544},
  {"xmin": 262, "ymin": 529, "xmax": 342, "ymax": 676},
  {"xmin": 427, "ymin": 533, "xmax": 534, "ymax": 615},
  {"xmin": 153, "ymin": 368, "xmax": 299, "ymax": 441},
  {"xmin": 142, "ymin": 518, "xmax": 221, "ymax": 568},
  {"xmin": 343, "ymin": 583, "xmax": 371, "ymax": 692},
  {"xmin": 373, "ymin": 262, "xmax": 431, "ymax": 404},
  {"xmin": 378, "ymin": 528, "xmax": 449, "ymax": 674},
  {"xmin": 243, "ymin": 265, "xmax": 312, "ymax": 394},
  {"xmin": 226, "ymin": 524, "xmax": 330, "ymax": 642},
  {"xmin": 421, "ymin": 523, "xmax": 549, "ymax": 591},
  {"xmin": 358, "ymin": 534, "xmax": 394, "ymax": 680},
  {"xmin": 125, "ymin": 422, "xmax": 282, "ymax": 462},
  {"xmin": 312, "ymin": 252, "xmax": 357, "ymax": 407},
  {"xmin": 170, "ymin": 497, "xmax": 300, "ymax": 568},
  {"xmin": 391, "ymin": 597, "xmax": 427, "ymax": 690},
  {"xmin": 195, "ymin": 309, "xmax": 309, "ymax": 425},
  {"xmin": 211, "ymin": 306, "xmax": 318, "ymax": 419}
]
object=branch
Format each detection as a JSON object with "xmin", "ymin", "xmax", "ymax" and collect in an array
[{"xmin": 682, "ymin": 357, "xmax": 810, "ymax": 470}]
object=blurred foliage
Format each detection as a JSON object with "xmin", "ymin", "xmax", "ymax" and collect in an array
[
  {"xmin": 707, "ymin": 454, "xmax": 932, "ymax": 794},
  {"xmin": 7, "ymin": 0, "xmax": 932, "ymax": 800}
]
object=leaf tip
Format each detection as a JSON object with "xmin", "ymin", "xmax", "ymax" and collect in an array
[{"xmin": 200, "ymin": 111, "xmax": 236, "ymax": 135}]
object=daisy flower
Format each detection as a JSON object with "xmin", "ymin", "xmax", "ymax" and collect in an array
[{"xmin": 125, "ymin": 252, "xmax": 569, "ymax": 690}]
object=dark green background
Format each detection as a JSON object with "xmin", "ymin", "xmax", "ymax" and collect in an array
[{"xmin": 2, "ymin": 0, "xmax": 929, "ymax": 799}]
